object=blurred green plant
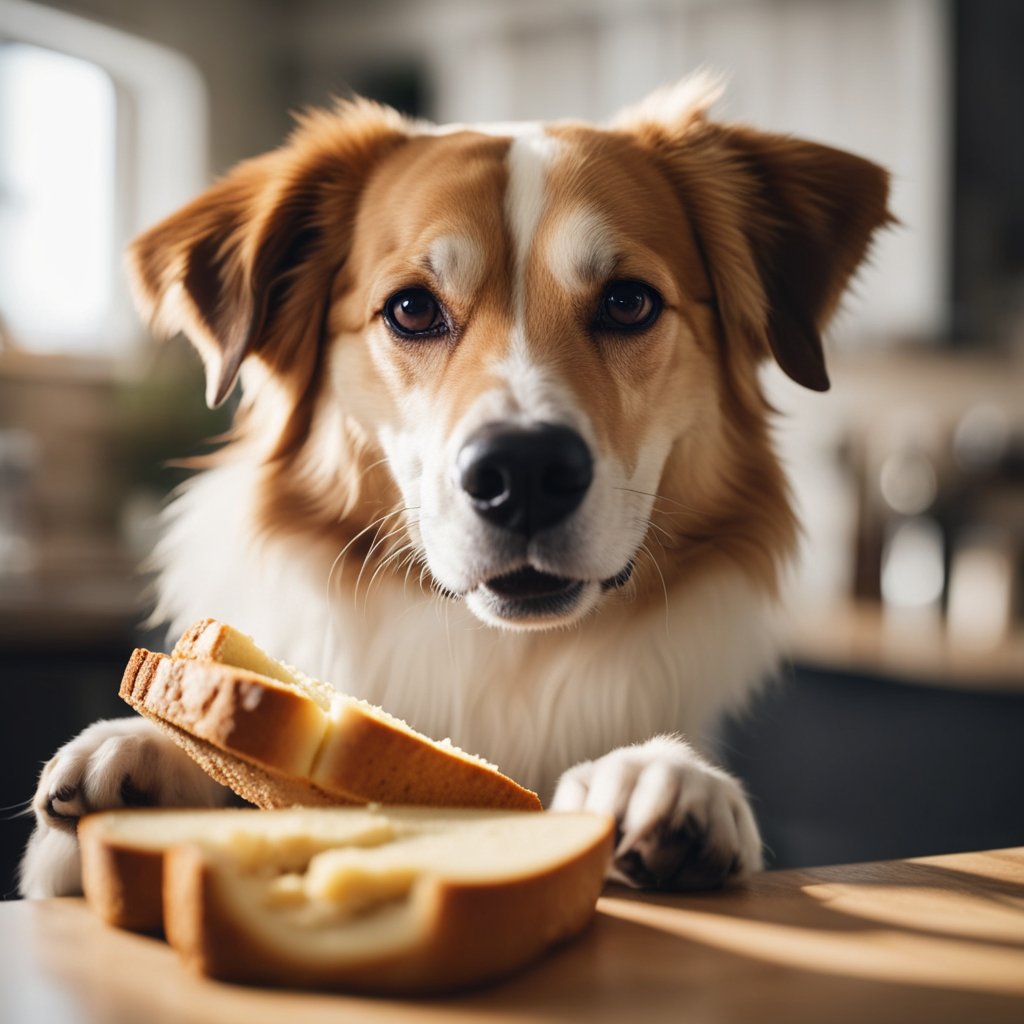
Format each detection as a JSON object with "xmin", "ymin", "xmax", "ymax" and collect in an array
[{"xmin": 112, "ymin": 338, "xmax": 233, "ymax": 499}]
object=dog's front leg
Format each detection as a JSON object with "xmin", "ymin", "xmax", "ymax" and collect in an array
[
  {"xmin": 550, "ymin": 735, "xmax": 763, "ymax": 890},
  {"xmin": 19, "ymin": 717, "xmax": 230, "ymax": 898}
]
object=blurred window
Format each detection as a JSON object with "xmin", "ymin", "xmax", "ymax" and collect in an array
[
  {"xmin": 0, "ymin": 43, "xmax": 118, "ymax": 355},
  {"xmin": 0, "ymin": 0, "xmax": 208, "ymax": 364}
]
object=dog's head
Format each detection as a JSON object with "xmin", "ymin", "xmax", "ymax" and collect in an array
[{"xmin": 130, "ymin": 80, "xmax": 890, "ymax": 631}]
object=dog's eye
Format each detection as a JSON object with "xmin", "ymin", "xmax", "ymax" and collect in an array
[
  {"xmin": 384, "ymin": 288, "xmax": 448, "ymax": 338},
  {"xmin": 598, "ymin": 280, "xmax": 662, "ymax": 332}
]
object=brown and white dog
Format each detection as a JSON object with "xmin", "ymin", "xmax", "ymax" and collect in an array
[{"xmin": 20, "ymin": 78, "xmax": 889, "ymax": 897}]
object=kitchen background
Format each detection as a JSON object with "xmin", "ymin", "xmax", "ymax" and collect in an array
[{"xmin": 1, "ymin": 0, "xmax": 1022, "ymax": 895}]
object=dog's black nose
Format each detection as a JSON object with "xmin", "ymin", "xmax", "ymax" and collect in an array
[{"xmin": 457, "ymin": 423, "xmax": 593, "ymax": 535}]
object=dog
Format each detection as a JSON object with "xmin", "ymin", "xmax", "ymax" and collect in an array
[{"xmin": 19, "ymin": 77, "xmax": 889, "ymax": 897}]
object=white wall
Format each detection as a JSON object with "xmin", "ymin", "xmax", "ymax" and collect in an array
[{"xmin": 295, "ymin": 0, "xmax": 950, "ymax": 348}]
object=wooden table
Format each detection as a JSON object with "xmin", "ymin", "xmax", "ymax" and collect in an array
[{"xmin": 2, "ymin": 848, "xmax": 1022, "ymax": 1023}]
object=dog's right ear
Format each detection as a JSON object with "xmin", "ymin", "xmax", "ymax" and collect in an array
[{"xmin": 127, "ymin": 100, "xmax": 408, "ymax": 408}]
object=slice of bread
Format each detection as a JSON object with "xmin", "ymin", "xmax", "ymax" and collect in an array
[
  {"xmin": 80, "ymin": 806, "xmax": 613, "ymax": 993},
  {"xmin": 79, "ymin": 807, "xmax": 401, "ymax": 932},
  {"xmin": 120, "ymin": 620, "xmax": 541, "ymax": 812}
]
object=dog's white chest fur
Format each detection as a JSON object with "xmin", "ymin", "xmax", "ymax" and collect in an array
[{"xmin": 154, "ymin": 461, "xmax": 782, "ymax": 798}]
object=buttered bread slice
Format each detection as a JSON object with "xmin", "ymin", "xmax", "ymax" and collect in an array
[
  {"xmin": 80, "ymin": 806, "xmax": 613, "ymax": 993},
  {"xmin": 80, "ymin": 806, "xmax": 398, "ymax": 932},
  {"xmin": 120, "ymin": 619, "xmax": 541, "ymax": 812}
]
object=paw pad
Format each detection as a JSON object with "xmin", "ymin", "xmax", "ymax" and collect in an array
[
  {"xmin": 119, "ymin": 775, "xmax": 155, "ymax": 807},
  {"xmin": 45, "ymin": 784, "xmax": 82, "ymax": 830},
  {"xmin": 616, "ymin": 818, "xmax": 740, "ymax": 891}
]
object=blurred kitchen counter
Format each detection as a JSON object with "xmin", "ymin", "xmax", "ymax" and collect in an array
[
  {"xmin": 776, "ymin": 346, "xmax": 1024, "ymax": 693},
  {"xmin": 788, "ymin": 599, "xmax": 1024, "ymax": 692}
]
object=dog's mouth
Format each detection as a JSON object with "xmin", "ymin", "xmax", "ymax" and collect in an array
[
  {"xmin": 486, "ymin": 566, "xmax": 574, "ymax": 597},
  {"xmin": 463, "ymin": 562, "xmax": 634, "ymax": 625}
]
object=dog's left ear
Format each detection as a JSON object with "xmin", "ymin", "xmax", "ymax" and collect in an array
[
  {"xmin": 704, "ymin": 125, "xmax": 893, "ymax": 391},
  {"xmin": 620, "ymin": 78, "xmax": 893, "ymax": 391}
]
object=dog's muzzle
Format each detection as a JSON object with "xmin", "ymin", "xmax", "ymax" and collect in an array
[
  {"xmin": 451, "ymin": 422, "xmax": 631, "ymax": 626},
  {"xmin": 457, "ymin": 422, "xmax": 593, "ymax": 535}
]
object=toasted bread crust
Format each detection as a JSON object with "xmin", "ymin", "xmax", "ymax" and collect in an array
[
  {"xmin": 120, "ymin": 649, "xmax": 326, "ymax": 776},
  {"xmin": 316, "ymin": 707, "xmax": 542, "ymax": 810},
  {"xmin": 170, "ymin": 618, "xmax": 228, "ymax": 661},
  {"xmin": 79, "ymin": 818, "xmax": 165, "ymax": 933},
  {"xmin": 119, "ymin": 629, "xmax": 542, "ymax": 812}
]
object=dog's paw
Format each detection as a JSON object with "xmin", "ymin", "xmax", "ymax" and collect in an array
[
  {"xmin": 550, "ymin": 735, "xmax": 762, "ymax": 890},
  {"xmin": 20, "ymin": 717, "xmax": 228, "ymax": 897}
]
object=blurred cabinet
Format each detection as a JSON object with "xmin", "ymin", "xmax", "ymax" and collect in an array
[{"xmin": 718, "ymin": 663, "xmax": 1024, "ymax": 869}]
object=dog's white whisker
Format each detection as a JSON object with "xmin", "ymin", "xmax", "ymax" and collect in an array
[
  {"xmin": 636, "ymin": 541, "xmax": 672, "ymax": 641},
  {"xmin": 640, "ymin": 516, "xmax": 675, "ymax": 547},
  {"xmin": 360, "ymin": 455, "xmax": 393, "ymax": 475},
  {"xmin": 364, "ymin": 541, "xmax": 419, "ymax": 608},
  {"xmin": 400, "ymin": 549, "xmax": 423, "ymax": 595},
  {"xmin": 363, "ymin": 524, "xmax": 412, "ymax": 565},
  {"xmin": 353, "ymin": 514, "xmax": 414, "ymax": 610},
  {"xmin": 614, "ymin": 486, "xmax": 705, "ymax": 519},
  {"xmin": 0, "ymin": 799, "xmax": 33, "ymax": 820},
  {"xmin": 326, "ymin": 507, "xmax": 405, "ymax": 592},
  {"xmin": 323, "ymin": 505, "xmax": 409, "ymax": 662},
  {"xmin": 366, "ymin": 541, "xmax": 413, "ymax": 583}
]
